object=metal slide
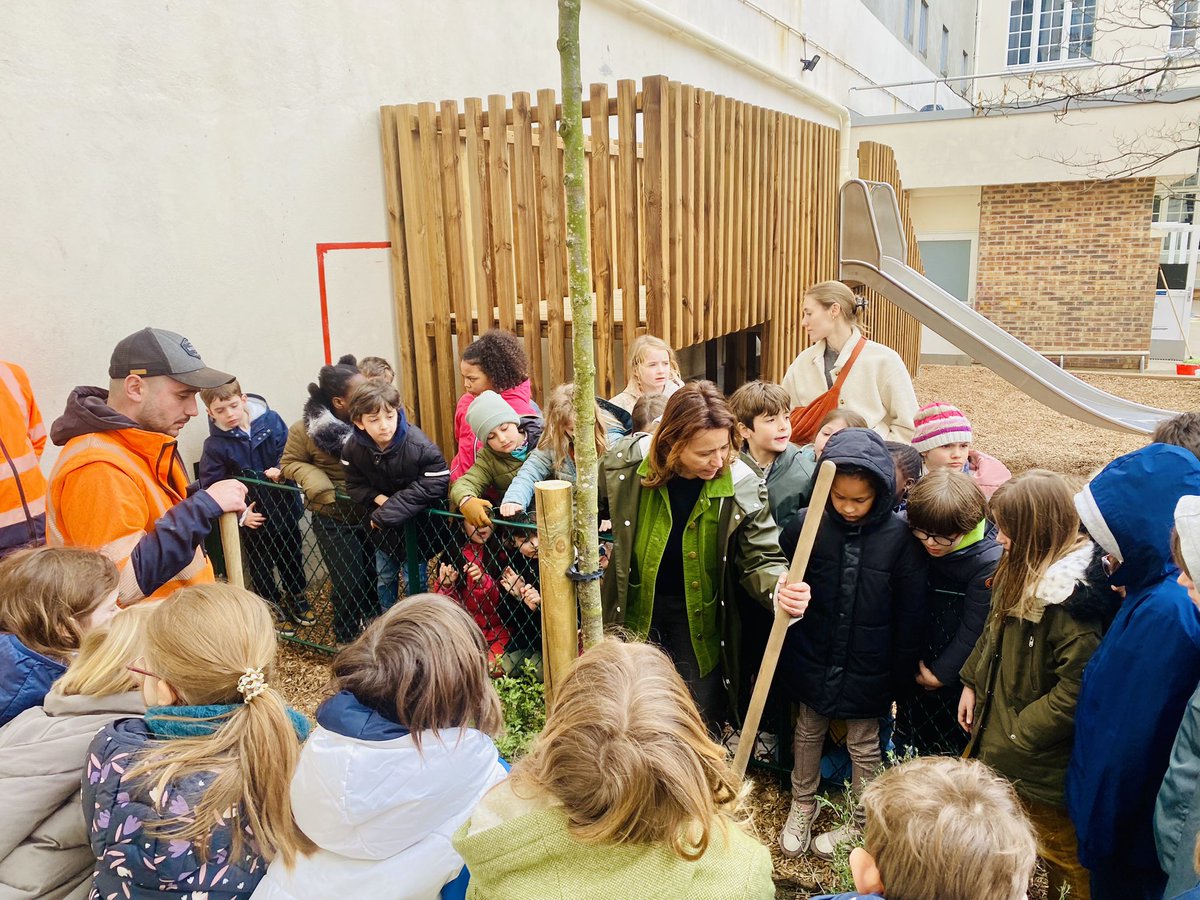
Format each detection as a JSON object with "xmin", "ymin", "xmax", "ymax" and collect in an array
[{"xmin": 839, "ymin": 179, "xmax": 1176, "ymax": 435}]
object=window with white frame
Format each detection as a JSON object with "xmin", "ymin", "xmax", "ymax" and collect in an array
[
  {"xmin": 1172, "ymin": 0, "xmax": 1200, "ymax": 50},
  {"xmin": 919, "ymin": 1, "xmax": 929, "ymax": 55},
  {"xmin": 904, "ymin": 0, "xmax": 914, "ymax": 42},
  {"xmin": 1007, "ymin": 0, "xmax": 1096, "ymax": 67},
  {"xmin": 940, "ymin": 26, "xmax": 950, "ymax": 74}
]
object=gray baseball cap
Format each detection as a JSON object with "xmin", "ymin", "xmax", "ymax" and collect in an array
[{"xmin": 108, "ymin": 327, "xmax": 234, "ymax": 390}]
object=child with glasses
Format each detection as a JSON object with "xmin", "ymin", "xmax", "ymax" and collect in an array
[{"xmin": 893, "ymin": 470, "xmax": 1000, "ymax": 756}]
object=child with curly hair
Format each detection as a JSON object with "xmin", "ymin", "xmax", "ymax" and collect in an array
[{"xmin": 451, "ymin": 330, "xmax": 539, "ymax": 480}]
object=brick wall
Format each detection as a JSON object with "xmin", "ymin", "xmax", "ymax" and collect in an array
[{"xmin": 976, "ymin": 179, "xmax": 1159, "ymax": 367}]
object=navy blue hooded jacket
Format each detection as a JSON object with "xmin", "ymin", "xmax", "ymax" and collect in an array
[
  {"xmin": 198, "ymin": 394, "xmax": 301, "ymax": 523},
  {"xmin": 1067, "ymin": 443, "xmax": 1200, "ymax": 871},
  {"xmin": 777, "ymin": 428, "xmax": 928, "ymax": 719},
  {"xmin": 0, "ymin": 633, "xmax": 66, "ymax": 726}
]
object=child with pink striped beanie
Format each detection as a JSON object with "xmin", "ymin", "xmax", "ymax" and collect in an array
[{"xmin": 911, "ymin": 402, "xmax": 1012, "ymax": 499}]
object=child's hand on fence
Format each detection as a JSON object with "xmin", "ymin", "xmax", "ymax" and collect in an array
[
  {"xmin": 498, "ymin": 502, "xmax": 523, "ymax": 519},
  {"xmin": 241, "ymin": 502, "xmax": 266, "ymax": 530},
  {"xmin": 465, "ymin": 561, "xmax": 484, "ymax": 584},
  {"xmin": 957, "ymin": 685, "xmax": 976, "ymax": 734},
  {"xmin": 915, "ymin": 660, "xmax": 944, "ymax": 691},
  {"xmin": 521, "ymin": 584, "xmax": 541, "ymax": 610},
  {"xmin": 436, "ymin": 562, "xmax": 459, "ymax": 589},
  {"xmin": 500, "ymin": 566, "xmax": 526, "ymax": 596},
  {"xmin": 774, "ymin": 575, "xmax": 810, "ymax": 622},
  {"xmin": 599, "ymin": 541, "xmax": 613, "ymax": 570},
  {"xmin": 264, "ymin": 467, "xmax": 282, "ymax": 482},
  {"xmin": 460, "ymin": 497, "xmax": 494, "ymax": 529},
  {"xmin": 205, "ymin": 479, "xmax": 249, "ymax": 513},
  {"xmin": 374, "ymin": 494, "xmax": 389, "ymax": 507}
]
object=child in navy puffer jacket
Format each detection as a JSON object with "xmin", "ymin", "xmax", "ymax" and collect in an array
[
  {"xmin": 83, "ymin": 585, "xmax": 312, "ymax": 900},
  {"xmin": 198, "ymin": 381, "xmax": 308, "ymax": 626},
  {"xmin": 1067, "ymin": 444, "xmax": 1200, "ymax": 900}
]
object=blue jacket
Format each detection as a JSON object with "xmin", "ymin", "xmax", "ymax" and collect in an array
[
  {"xmin": 198, "ymin": 394, "xmax": 302, "ymax": 524},
  {"xmin": 1067, "ymin": 444, "xmax": 1200, "ymax": 872},
  {"xmin": 0, "ymin": 633, "xmax": 66, "ymax": 726},
  {"xmin": 83, "ymin": 706, "xmax": 310, "ymax": 900},
  {"xmin": 501, "ymin": 422, "xmax": 626, "ymax": 513}
]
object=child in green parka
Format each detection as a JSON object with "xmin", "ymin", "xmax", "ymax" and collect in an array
[
  {"xmin": 449, "ymin": 391, "xmax": 543, "ymax": 531},
  {"xmin": 958, "ymin": 470, "xmax": 1113, "ymax": 900}
]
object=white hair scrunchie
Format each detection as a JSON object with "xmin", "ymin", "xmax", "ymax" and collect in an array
[{"xmin": 237, "ymin": 667, "xmax": 268, "ymax": 702}]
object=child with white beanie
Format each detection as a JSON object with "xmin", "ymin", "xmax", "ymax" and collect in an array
[{"xmin": 911, "ymin": 401, "xmax": 1012, "ymax": 499}]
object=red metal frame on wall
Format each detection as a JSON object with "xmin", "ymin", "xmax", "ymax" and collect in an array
[{"xmin": 315, "ymin": 241, "xmax": 392, "ymax": 364}]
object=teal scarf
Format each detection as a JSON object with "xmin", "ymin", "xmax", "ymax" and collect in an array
[{"xmin": 146, "ymin": 703, "xmax": 312, "ymax": 742}]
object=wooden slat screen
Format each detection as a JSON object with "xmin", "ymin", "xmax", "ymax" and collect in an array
[{"xmin": 381, "ymin": 76, "xmax": 918, "ymax": 451}]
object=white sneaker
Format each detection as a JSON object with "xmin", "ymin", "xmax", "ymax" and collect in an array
[
  {"xmin": 778, "ymin": 799, "xmax": 818, "ymax": 858},
  {"xmin": 812, "ymin": 821, "xmax": 860, "ymax": 861}
]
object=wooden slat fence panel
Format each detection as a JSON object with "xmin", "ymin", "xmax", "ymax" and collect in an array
[{"xmin": 380, "ymin": 77, "xmax": 922, "ymax": 452}]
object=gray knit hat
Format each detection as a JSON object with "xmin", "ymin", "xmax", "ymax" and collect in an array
[
  {"xmin": 1175, "ymin": 496, "xmax": 1200, "ymax": 579},
  {"xmin": 467, "ymin": 390, "xmax": 520, "ymax": 443}
]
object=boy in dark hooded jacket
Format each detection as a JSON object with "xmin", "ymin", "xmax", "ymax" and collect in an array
[
  {"xmin": 894, "ymin": 469, "xmax": 1000, "ymax": 756},
  {"xmin": 775, "ymin": 428, "xmax": 927, "ymax": 862},
  {"xmin": 341, "ymin": 380, "xmax": 449, "ymax": 609},
  {"xmin": 1067, "ymin": 443, "xmax": 1200, "ymax": 900}
]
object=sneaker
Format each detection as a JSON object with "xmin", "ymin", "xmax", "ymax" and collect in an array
[
  {"xmin": 266, "ymin": 601, "xmax": 295, "ymax": 637},
  {"xmin": 778, "ymin": 799, "xmax": 818, "ymax": 858},
  {"xmin": 286, "ymin": 594, "xmax": 316, "ymax": 627},
  {"xmin": 812, "ymin": 821, "xmax": 860, "ymax": 861}
]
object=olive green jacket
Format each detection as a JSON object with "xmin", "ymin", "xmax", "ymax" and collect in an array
[
  {"xmin": 599, "ymin": 435, "xmax": 788, "ymax": 713},
  {"xmin": 961, "ymin": 543, "xmax": 1108, "ymax": 807}
]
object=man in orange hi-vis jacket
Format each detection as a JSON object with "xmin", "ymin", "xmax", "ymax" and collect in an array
[
  {"xmin": 47, "ymin": 328, "xmax": 249, "ymax": 606},
  {"xmin": 0, "ymin": 361, "xmax": 48, "ymax": 556}
]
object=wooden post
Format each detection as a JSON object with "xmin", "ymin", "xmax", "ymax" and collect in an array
[
  {"xmin": 218, "ymin": 512, "xmax": 245, "ymax": 589},
  {"xmin": 535, "ymin": 480, "xmax": 577, "ymax": 707}
]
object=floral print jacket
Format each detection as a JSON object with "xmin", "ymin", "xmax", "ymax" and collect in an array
[{"xmin": 82, "ymin": 705, "xmax": 310, "ymax": 900}]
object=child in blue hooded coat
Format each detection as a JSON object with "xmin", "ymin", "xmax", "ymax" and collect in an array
[{"xmin": 1067, "ymin": 443, "xmax": 1200, "ymax": 900}]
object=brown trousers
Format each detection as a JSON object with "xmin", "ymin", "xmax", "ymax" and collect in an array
[
  {"xmin": 1021, "ymin": 797, "xmax": 1091, "ymax": 900},
  {"xmin": 790, "ymin": 701, "xmax": 881, "ymax": 805}
]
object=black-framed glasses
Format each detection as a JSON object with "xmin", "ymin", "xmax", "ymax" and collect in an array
[{"xmin": 910, "ymin": 527, "xmax": 957, "ymax": 547}]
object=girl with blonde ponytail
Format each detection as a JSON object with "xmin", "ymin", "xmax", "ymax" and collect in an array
[{"xmin": 83, "ymin": 584, "xmax": 314, "ymax": 899}]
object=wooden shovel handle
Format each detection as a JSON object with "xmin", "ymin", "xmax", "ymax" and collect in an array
[{"xmin": 732, "ymin": 459, "xmax": 836, "ymax": 778}]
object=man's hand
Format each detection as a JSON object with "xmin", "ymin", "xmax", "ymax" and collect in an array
[
  {"xmin": 205, "ymin": 479, "xmax": 249, "ymax": 514},
  {"xmin": 915, "ymin": 660, "xmax": 944, "ymax": 691},
  {"xmin": 774, "ymin": 574, "xmax": 811, "ymax": 622},
  {"xmin": 264, "ymin": 467, "xmax": 282, "ymax": 483},
  {"xmin": 460, "ymin": 497, "xmax": 493, "ymax": 530},
  {"xmin": 241, "ymin": 502, "xmax": 266, "ymax": 529}
]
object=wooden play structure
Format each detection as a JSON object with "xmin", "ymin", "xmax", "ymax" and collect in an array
[{"xmin": 380, "ymin": 75, "xmax": 923, "ymax": 451}]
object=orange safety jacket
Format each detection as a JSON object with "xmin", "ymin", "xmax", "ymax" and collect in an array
[
  {"xmin": 47, "ymin": 388, "xmax": 217, "ymax": 605},
  {"xmin": 0, "ymin": 362, "xmax": 47, "ymax": 554}
]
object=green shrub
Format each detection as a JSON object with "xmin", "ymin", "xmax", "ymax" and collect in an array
[{"xmin": 493, "ymin": 658, "xmax": 546, "ymax": 760}]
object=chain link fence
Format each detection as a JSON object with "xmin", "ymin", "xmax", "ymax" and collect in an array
[{"xmin": 214, "ymin": 477, "xmax": 544, "ymax": 672}]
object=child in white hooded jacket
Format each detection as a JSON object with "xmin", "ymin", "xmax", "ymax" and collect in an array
[{"xmin": 252, "ymin": 594, "xmax": 508, "ymax": 900}]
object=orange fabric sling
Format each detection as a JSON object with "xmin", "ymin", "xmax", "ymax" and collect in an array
[{"xmin": 789, "ymin": 337, "xmax": 867, "ymax": 445}]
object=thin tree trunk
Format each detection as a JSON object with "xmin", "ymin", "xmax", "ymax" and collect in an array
[{"xmin": 558, "ymin": 0, "xmax": 603, "ymax": 647}]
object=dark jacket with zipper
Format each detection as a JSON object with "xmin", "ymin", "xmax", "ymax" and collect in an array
[
  {"xmin": 198, "ymin": 394, "xmax": 302, "ymax": 524},
  {"xmin": 340, "ymin": 408, "xmax": 449, "ymax": 529},
  {"xmin": 777, "ymin": 428, "xmax": 928, "ymax": 720},
  {"xmin": 922, "ymin": 521, "xmax": 1002, "ymax": 687},
  {"xmin": 961, "ymin": 542, "xmax": 1112, "ymax": 807}
]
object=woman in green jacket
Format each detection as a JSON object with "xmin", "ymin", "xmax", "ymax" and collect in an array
[
  {"xmin": 598, "ymin": 380, "xmax": 809, "ymax": 727},
  {"xmin": 958, "ymin": 470, "xmax": 1114, "ymax": 900}
]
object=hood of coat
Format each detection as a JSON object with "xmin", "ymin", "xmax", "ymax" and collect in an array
[
  {"xmin": 206, "ymin": 393, "xmax": 269, "ymax": 439},
  {"xmin": 292, "ymin": 691, "xmax": 505, "ymax": 860},
  {"xmin": 0, "ymin": 690, "xmax": 146, "ymax": 771},
  {"xmin": 49, "ymin": 386, "xmax": 139, "ymax": 446},
  {"xmin": 518, "ymin": 414, "xmax": 543, "ymax": 452},
  {"xmin": 1075, "ymin": 444, "xmax": 1200, "ymax": 592},
  {"xmin": 303, "ymin": 394, "xmax": 355, "ymax": 459},
  {"xmin": 350, "ymin": 405, "xmax": 411, "ymax": 454},
  {"xmin": 818, "ymin": 427, "xmax": 896, "ymax": 528}
]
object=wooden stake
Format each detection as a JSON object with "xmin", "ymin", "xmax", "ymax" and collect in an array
[
  {"xmin": 732, "ymin": 459, "xmax": 836, "ymax": 779},
  {"xmin": 218, "ymin": 512, "xmax": 245, "ymax": 590},
  {"xmin": 535, "ymin": 480, "xmax": 578, "ymax": 708}
]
